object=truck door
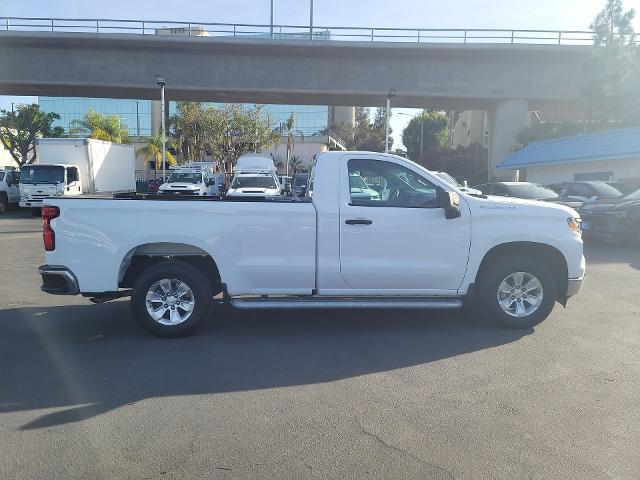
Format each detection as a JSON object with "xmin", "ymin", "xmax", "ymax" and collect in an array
[{"xmin": 338, "ymin": 156, "xmax": 471, "ymax": 294}]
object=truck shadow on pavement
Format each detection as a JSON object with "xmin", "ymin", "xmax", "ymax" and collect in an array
[{"xmin": 0, "ymin": 301, "xmax": 530, "ymax": 430}]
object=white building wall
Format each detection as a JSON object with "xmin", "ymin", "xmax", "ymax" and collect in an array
[
  {"xmin": 0, "ymin": 144, "xmax": 19, "ymax": 169},
  {"xmin": 521, "ymin": 156, "xmax": 640, "ymax": 185}
]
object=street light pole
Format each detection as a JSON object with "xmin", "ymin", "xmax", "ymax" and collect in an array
[
  {"xmin": 270, "ymin": 0, "xmax": 274, "ymax": 39},
  {"xmin": 309, "ymin": 0, "xmax": 314, "ymax": 39},
  {"xmin": 385, "ymin": 89, "xmax": 396, "ymax": 153},
  {"xmin": 156, "ymin": 76, "xmax": 166, "ymax": 180}
]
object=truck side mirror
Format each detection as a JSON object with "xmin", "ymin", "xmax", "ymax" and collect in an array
[{"xmin": 437, "ymin": 190, "xmax": 462, "ymax": 219}]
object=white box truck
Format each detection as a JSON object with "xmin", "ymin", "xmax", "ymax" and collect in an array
[{"xmin": 20, "ymin": 138, "xmax": 136, "ymax": 213}]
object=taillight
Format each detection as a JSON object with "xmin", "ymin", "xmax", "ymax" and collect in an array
[{"xmin": 42, "ymin": 205, "xmax": 60, "ymax": 251}]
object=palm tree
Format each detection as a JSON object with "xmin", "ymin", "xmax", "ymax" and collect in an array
[
  {"xmin": 281, "ymin": 114, "xmax": 304, "ymax": 176},
  {"xmin": 139, "ymin": 130, "xmax": 177, "ymax": 170},
  {"xmin": 288, "ymin": 155, "xmax": 305, "ymax": 175}
]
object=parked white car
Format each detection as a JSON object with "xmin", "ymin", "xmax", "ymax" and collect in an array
[
  {"xmin": 158, "ymin": 163, "xmax": 219, "ymax": 196},
  {"xmin": 226, "ymin": 155, "xmax": 281, "ymax": 198},
  {"xmin": 0, "ymin": 168, "xmax": 20, "ymax": 214},
  {"xmin": 38, "ymin": 151, "xmax": 584, "ymax": 337},
  {"xmin": 225, "ymin": 172, "xmax": 281, "ymax": 197}
]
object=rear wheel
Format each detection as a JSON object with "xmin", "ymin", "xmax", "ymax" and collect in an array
[
  {"xmin": 477, "ymin": 254, "xmax": 556, "ymax": 329},
  {"xmin": 0, "ymin": 194, "xmax": 7, "ymax": 215},
  {"xmin": 131, "ymin": 261, "xmax": 214, "ymax": 337}
]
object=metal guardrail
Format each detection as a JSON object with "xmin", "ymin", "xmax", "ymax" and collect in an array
[{"xmin": 2, "ymin": 16, "xmax": 636, "ymax": 45}]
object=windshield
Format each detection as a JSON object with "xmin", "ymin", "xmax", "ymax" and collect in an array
[
  {"xmin": 624, "ymin": 188, "xmax": 640, "ymax": 200},
  {"xmin": 166, "ymin": 173, "xmax": 202, "ymax": 184},
  {"xmin": 507, "ymin": 184, "xmax": 560, "ymax": 200},
  {"xmin": 590, "ymin": 182, "xmax": 622, "ymax": 196},
  {"xmin": 20, "ymin": 166, "xmax": 65, "ymax": 184},
  {"xmin": 231, "ymin": 176, "xmax": 277, "ymax": 189},
  {"xmin": 294, "ymin": 175, "xmax": 308, "ymax": 187},
  {"xmin": 435, "ymin": 172, "xmax": 461, "ymax": 187}
]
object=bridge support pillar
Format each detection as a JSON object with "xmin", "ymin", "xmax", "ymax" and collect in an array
[{"xmin": 487, "ymin": 99, "xmax": 530, "ymax": 180}]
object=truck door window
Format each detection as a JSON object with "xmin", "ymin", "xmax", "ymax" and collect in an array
[
  {"xmin": 67, "ymin": 167, "xmax": 79, "ymax": 184},
  {"xmin": 347, "ymin": 159, "xmax": 439, "ymax": 208}
]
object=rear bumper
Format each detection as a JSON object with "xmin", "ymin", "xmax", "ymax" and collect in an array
[
  {"xmin": 39, "ymin": 265, "xmax": 79, "ymax": 295},
  {"xmin": 566, "ymin": 277, "xmax": 584, "ymax": 298}
]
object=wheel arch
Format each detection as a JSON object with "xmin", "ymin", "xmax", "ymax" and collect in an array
[
  {"xmin": 476, "ymin": 241, "xmax": 568, "ymax": 303},
  {"xmin": 118, "ymin": 242, "xmax": 222, "ymax": 294}
]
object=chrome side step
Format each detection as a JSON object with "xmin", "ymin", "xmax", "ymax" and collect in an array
[{"xmin": 231, "ymin": 297, "xmax": 463, "ymax": 310}]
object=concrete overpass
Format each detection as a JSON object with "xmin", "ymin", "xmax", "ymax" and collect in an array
[{"xmin": 0, "ymin": 30, "xmax": 596, "ymax": 175}]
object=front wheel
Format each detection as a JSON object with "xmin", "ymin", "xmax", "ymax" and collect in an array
[
  {"xmin": 477, "ymin": 254, "xmax": 556, "ymax": 329},
  {"xmin": 131, "ymin": 261, "xmax": 214, "ymax": 337},
  {"xmin": 0, "ymin": 195, "xmax": 7, "ymax": 215}
]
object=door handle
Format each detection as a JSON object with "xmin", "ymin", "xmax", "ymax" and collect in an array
[{"xmin": 345, "ymin": 219, "xmax": 372, "ymax": 225}]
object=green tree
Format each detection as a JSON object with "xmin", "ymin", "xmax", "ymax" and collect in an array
[
  {"xmin": 584, "ymin": 0, "xmax": 639, "ymax": 125},
  {"xmin": 170, "ymin": 102, "xmax": 210, "ymax": 162},
  {"xmin": 401, "ymin": 110, "xmax": 449, "ymax": 163},
  {"xmin": 0, "ymin": 104, "xmax": 64, "ymax": 166},
  {"xmin": 70, "ymin": 109, "xmax": 129, "ymax": 143},
  {"xmin": 138, "ymin": 130, "xmax": 177, "ymax": 169}
]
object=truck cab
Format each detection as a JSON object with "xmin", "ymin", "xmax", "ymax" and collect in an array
[
  {"xmin": 19, "ymin": 164, "xmax": 82, "ymax": 212},
  {"xmin": 0, "ymin": 168, "xmax": 20, "ymax": 214}
]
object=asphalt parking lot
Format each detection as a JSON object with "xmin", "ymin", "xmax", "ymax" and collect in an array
[{"xmin": 1, "ymin": 209, "xmax": 639, "ymax": 480}]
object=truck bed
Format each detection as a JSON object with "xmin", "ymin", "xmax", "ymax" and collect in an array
[{"xmin": 45, "ymin": 195, "xmax": 317, "ymax": 295}]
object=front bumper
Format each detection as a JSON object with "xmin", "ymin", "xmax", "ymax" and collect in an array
[
  {"xmin": 20, "ymin": 200, "xmax": 43, "ymax": 208},
  {"xmin": 580, "ymin": 212, "xmax": 635, "ymax": 241},
  {"xmin": 39, "ymin": 265, "xmax": 79, "ymax": 295},
  {"xmin": 566, "ymin": 277, "xmax": 584, "ymax": 298}
]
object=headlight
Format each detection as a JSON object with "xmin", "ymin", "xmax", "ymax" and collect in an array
[{"xmin": 567, "ymin": 217, "xmax": 582, "ymax": 233}]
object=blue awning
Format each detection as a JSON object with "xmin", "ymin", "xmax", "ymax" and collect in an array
[{"xmin": 497, "ymin": 126, "xmax": 640, "ymax": 170}]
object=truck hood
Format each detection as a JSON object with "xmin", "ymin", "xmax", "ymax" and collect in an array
[
  {"xmin": 580, "ymin": 197, "xmax": 640, "ymax": 213},
  {"xmin": 468, "ymin": 194, "xmax": 579, "ymax": 217}
]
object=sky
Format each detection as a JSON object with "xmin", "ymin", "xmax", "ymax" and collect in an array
[{"xmin": 1, "ymin": 0, "xmax": 639, "ymax": 148}]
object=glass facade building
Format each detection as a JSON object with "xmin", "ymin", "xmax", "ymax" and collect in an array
[{"xmin": 38, "ymin": 97, "xmax": 328, "ymax": 137}]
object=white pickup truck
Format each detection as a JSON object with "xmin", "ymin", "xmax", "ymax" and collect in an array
[{"xmin": 38, "ymin": 151, "xmax": 585, "ymax": 337}]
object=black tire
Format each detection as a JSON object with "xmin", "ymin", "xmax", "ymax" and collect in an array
[
  {"xmin": 30, "ymin": 207, "xmax": 42, "ymax": 217},
  {"xmin": 0, "ymin": 194, "xmax": 7, "ymax": 215},
  {"xmin": 131, "ymin": 261, "xmax": 214, "ymax": 337},
  {"xmin": 477, "ymin": 254, "xmax": 556, "ymax": 329}
]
